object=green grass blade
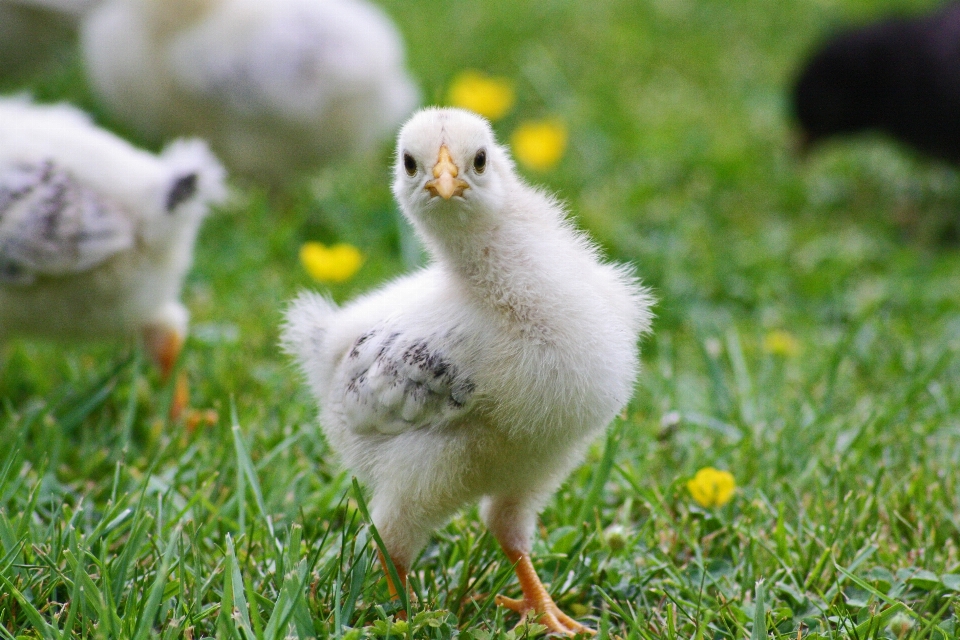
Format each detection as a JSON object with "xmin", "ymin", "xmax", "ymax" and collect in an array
[
  {"xmin": 576, "ymin": 423, "xmax": 620, "ymax": 524},
  {"xmin": 220, "ymin": 534, "xmax": 255, "ymax": 639},
  {"xmin": 0, "ymin": 572, "xmax": 60, "ymax": 640},
  {"xmin": 750, "ymin": 580, "xmax": 766, "ymax": 640},
  {"xmin": 132, "ymin": 525, "xmax": 181, "ymax": 640},
  {"xmin": 351, "ymin": 478, "xmax": 409, "ymax": 613},
  {"xmin": 262, "ymin": 560, "xmax": 310, "ymax": 640},
  {"xmin": 231, "ymin": 402, "xmax": 277, "ymax": 545}
]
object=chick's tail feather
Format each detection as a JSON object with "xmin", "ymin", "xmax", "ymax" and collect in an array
[{"xmin": 280, "ymin": 292, "xmax": 340, "ymax": 381}]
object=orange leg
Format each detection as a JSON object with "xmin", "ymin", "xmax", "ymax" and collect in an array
[
  {"xmin": 142, "ymin": 325, "xmax": 183, "ymax": 381},
  {"xmin": 142, "ymin": 326, "xmax": 190, "ymax": 421},
  {"xmin": 169, "ymin": 372, "xmax": 191, "ymax": 423},
  {"xmin": 495, "ymin": 547, "xmax": 594, "ymax": 636},
  {"xmin": 377, "ymin": 549, "xmax": 409, "ymax": 619}
]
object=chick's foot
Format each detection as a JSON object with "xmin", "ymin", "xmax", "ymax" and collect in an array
[
  {"xmin": 495, "ymin": 551, "xmax": 594, "ymax": 637},
  {"xmin": 143, "ymin": 326, "xmax": 215, "ymax": 425}
]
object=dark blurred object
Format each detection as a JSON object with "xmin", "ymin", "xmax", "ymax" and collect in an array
[{"xmin": 792, "ymin": 3, "xmax": 960, "ymax": 164}]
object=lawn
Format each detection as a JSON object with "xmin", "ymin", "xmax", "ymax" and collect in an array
[{"xmin": 3, "ymin": 0, "xmax": 960, "ymax": 637}]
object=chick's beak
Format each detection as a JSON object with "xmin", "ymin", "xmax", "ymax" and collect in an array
[{"xmin": 425, "ymin": 145, "xmax": 469, "ymax": 200}]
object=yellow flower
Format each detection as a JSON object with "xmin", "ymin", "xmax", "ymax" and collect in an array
[
  {"xmin": 300, "ymin": 242, "xmax": 363, "ymax": 283},
  {"xmin": 447, "ymin": 71, "xmax": 515, "ymax": 120},
  {"xmin": 763, "ymin": 330, "xmax": 801, "ymax": 358},
  {"xmin": 687, "ymin": 467, "xmax": 736, "ymax": 508},
  {"xmin": 511, "ymin": 119, "xmax": 568, "ymax": 171}
]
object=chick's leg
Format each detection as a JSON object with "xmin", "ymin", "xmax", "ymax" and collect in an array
[
  {"xmin": 371, "ymin": 499, "xmax": 431, "ymax": 610},
  {"xmin": 142, "ymin": 324, "xmax": 188, "ymax": 420},
  {"xmin": 142, "ymin": 324, "xmax": 182, "ymax": 380},
  {"xmin": 483, "ymin": 495, "xmax": 594, "ymax": 636},
  {"xmin": 377, "ymin": 548, "xmax": 408, "ymax": 600}
]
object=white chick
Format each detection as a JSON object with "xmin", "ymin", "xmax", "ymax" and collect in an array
[
  {"xmin": 0, "ymin": 97, "xmax": 226, "ymax": 412},
  {"xmin": 283, "ymin": 108, "xmax": 652, "ymax": 635},
  {"xmin": 79, "ymin": 0, "xmax": 419, "ymax": 183}
]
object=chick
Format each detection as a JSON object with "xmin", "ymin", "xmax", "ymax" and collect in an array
[
  {"xmin": 80, "ymin": 0, "xmax": 419, "ymax": 183},
  {"xmin": 792, "ymin": 3, "xmax": 960, "ymax": 163},
  {"xmin": 282, "ymin": 108, "xmax": 652, "ymax": 635},
  {"xmin": 0, "ymin": 97, "xmax": 226, "ymax": 413}
]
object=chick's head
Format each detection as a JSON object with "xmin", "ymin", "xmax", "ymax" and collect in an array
[
  {"xmin": 139, "ymin": 139, "xmax": 227, "ymax": 246},
  {"xmin": 392, "ymin": 107, "xmax": 512, "ymax": 233}
]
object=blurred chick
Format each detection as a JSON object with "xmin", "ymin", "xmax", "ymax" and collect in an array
[
  {"xmin": 80, "ymin": 0, "xmax": 419, "ymax": 183},
  {"xmin": 0, "ymin": 0, "xmax": 93, "ymax": 79},
  {"xmin": 283, "ymin": 108, "xmax": 652, "ymax": 635},
  {"xmin": 0, "ymin": 97, "xmax": 226, "ymax": 414},
  {"xmin": 792, "ymin": 3, "xmax": 960, "ymax": 163}
]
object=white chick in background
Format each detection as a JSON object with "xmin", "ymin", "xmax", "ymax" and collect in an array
[
  {"xmin": 0, "ymin": 97, "xmax": 226, "ymax": 415},
  {"xmin": 80, "ymin": 0, "xmax": 419, "ymax": 183},
  {"xmin": 283, "ymin": 108, "xmax": 652, "ymax": 635}
]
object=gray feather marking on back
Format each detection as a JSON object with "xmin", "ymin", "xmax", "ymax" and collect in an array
[{"xmin": 0, "ymin": 161, "xmax": 134, "ymax": 284}]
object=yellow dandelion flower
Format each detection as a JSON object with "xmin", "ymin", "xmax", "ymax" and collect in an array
[
  {"xmin": 687, "ymin": 467, "xmax": 736, "ymax": 508},
  {"xmin": 511, "ymin": 119, "xmax": 568, "ymax": 171},
  {"xmin": 763, "ymin": 330, "xmax": 801, "ymax": 358},
  {"xmin": 300, "ymin": 242, "xmax": 363, "ymax": 283},
  {"xmin": 447, "ymin": 70, "xmax": 515, "ymax": 120}
]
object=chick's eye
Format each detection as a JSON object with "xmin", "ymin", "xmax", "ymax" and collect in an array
[
  {"xmin": 403, "ymin": 153, "xmax": 417, "ymax": 176},
  {"xmin": 473, "ymin": 149, "xmax": 486, "ymax": 173}
]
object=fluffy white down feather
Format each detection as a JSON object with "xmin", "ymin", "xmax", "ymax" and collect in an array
[
  {"xmin": 80, "ymin": 0, "xmax": 419, "ymax": 182},
  {"xmin": 0, "ymin": 97, "xmax": 226, "ymax": 348},
  {"xmin": 283, "ymin": 108, "xmax": 652, "ymax": 629}
]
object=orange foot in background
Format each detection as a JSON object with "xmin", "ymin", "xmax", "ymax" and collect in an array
[
  {"xmin": 142, "ymin": 325, "xmax": 217, "ymax": 426},
  {"xmin": 143, "ymin": 325, "xmax": 183, "ymax": 382},
  {"xmin": 495, "ymin": 550, "xmax": 594, "ymax": 637}
]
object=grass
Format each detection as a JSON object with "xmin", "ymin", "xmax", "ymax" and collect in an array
[{"xmin": 3, "ymin": 0, "xmax": 960, "ymax": 637}]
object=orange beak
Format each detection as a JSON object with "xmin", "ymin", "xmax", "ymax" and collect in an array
[{"xmin": 425, "ymin": 145, "xmax": 469, "ymax": 200}]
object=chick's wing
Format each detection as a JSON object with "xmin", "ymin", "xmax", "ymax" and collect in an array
[
  {"xmin": 0, "ymin": 161, "xmax": 133, "ymax": 285},
  {"xmin": 337, "ymin": 326, "xmax": 477, "ymax": 436}
]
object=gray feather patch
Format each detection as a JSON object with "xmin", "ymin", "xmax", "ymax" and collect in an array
[
  {"xmin": 341, "ymin": 327, "xmax": 477, "ymax": 434},
  {"xmin": 0, "ymin": 161, "xmax": 134, "ymax": 283}
]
